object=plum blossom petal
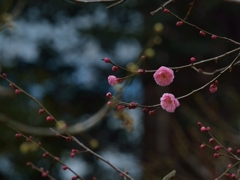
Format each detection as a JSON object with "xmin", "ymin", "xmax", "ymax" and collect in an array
[
  {"xmin": 153, "ymin": 66, "xmax": 174, "ymax": 86},
  {"xmin": 160, "ymin": 93, "xmax": 180, "ymax": 113}
]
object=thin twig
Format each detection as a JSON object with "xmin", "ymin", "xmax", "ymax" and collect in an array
[
  {"xmin": 191, "ymin": 59, "xmax": 240, "ymax": 75},
  {"xmin": 183, "ymin": 0, "xmax": 195, "ymax": 21},
  {"xmin": 72, "ymin": 136, "xmax": 134, "ymax": 180},
  {"xmin": 167, "ymin": 11, "xmax": 240, "ymax": 46},
  {"xmin": 177, "ymin": 53, "xmax": 240, "ymax": 100},
  {"xmin": 107, "ymin": 0, "xmax": 125, "ymax": 8},
  {"xmin": 26, "ymin": 162, "xmax": 57, "ymax": 180},
  {"xmin": 208, "ymin": 131, "xmax": 240, "ymax": 160},
  {"xmin": 215, "ymin": 161, "xmax": 240, "ymax": 180},
  {"xmin": 162, "ymin": 170, "xmax": 176, "ymax": 180},
  {"xmin": 72, "ymin": 0, "xmax": 125, "ymax": 8},
  {"xmin": 151, "ymin": 0, "xmax": 174, "ymax": 15},
  {"xmin": 11, "ymin": 127, "xmax": 85, "ymax": 180}
]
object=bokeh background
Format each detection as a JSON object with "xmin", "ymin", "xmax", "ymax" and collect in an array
[{"xmin": 0, "ymin": 0, "xmax": 240, "ymax": 179}]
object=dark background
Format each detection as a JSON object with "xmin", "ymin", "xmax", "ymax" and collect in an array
[{"xmin": 0, "ymin": 0, "xmax": 240, "ymax": 179}]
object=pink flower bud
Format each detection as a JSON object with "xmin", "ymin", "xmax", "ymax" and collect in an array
[
  {"xmin": 62, "ymin": 166, "xmax": 68, "ymax": 170},
  {"xmin": 15, "ymin": 89, "xmax": 21, "ymax": 94},
  {"xmin": 209, "ymin": 84, "xmax": 218, "ymax": 93},
  {"xmin": 237, "ymin": 149, "xmax": 240, "ymax": 154},
  {"xmin": 117, "ymin": 105, "xmax": 125, "ymax": 111},
  {"xmin": 214, "ymin": 145, "xmax": 222, "ymax": 151},
  {"xmin": 46, "ymin": 116, "xmax": 53, "ymax": 121},
  {"xmin": 15, "ymin": 133, "xmax": 21, "ymax": 138},
  {"xmin": 176, "ymin": 21, "xmax": 183, "ymax": 26},
  {"xmin": 129, "ymin": 102, "xmax": 138, "ymax": 109},
  {"xmin": 213, "ymin": 153, "xmax": 220, "ymax": 158},
  {"xmin": 199, "ymin": 31, "xmax": 206, "ymax": 36},
  {"xmin": 70, "ymin": 153, "xmax": 75, "ymax": 158},
  {"xmin": 9, "ymin": 83, "xmax": 15, "ymax": 89},
  {"xmin": 163, "ymin": 8, "xmax": 170, "ymax": 13},
  {"xmin": 107, "ymin": 101, "xmax": 112, "ymax": 106},
  {"xmin": 231, "ymin": 174, "xmax": 236, "ymax": 179},
  {"xmin": 200, "ymin": 126, "xmax": 207, "ymax": 132},
  {"xmin": 225, "ymin": 173, "xmax": 230, "ymax": 177},
  {"xmin": 209, "ymin": 138, "xmax": 215, "ymax": 144},
  {"xmin": 103, "ymin": 57, "xmax": 111, "ymax": 63},
  {"xmin": 149, "ymin": 110, "xmax": 155, "ymax": 116},
  {"xmin": 190, "ymin": 57, "xmax": 196, "ymax": 63},
  {"xmin": 106, "ymin": 92, "xmax": 112, "ymax": 99},
  {"xmin": 43, "ymin": 152, "xmax": 49, "ymax": 158},
  {"xmin": 2, "ymin": 73, "xmax": 7, "ymax": 78},
  {"xmin": 38, "ymin": 109, "xmax": 45, "ymax": 114},
  {"xmin": 211, "ymin": 35, "xmax": 217, "ymax": 39},
  {"xmin": 108, "ymin": 75, "xmax": 118, "ymax": 86},
  {"xmin": 142, "ymin": 108, "xmax": 148, "ymax": 113},
  {"xmin": 112, "ymin": 66, "xmax": 119, "ymax": 72},
  {"xmin": 72, "ymin": 149, "xmax": 78, "ymax": 153},
  {"xmin": 72, "ymin": 176, "xmax": 78, "ymax": 180},
  {"xmin": 200, "ymin": 144, "xmax": 206, "ymax": 149},
  {"xmin": 66, "ymin": 137, "xmax": 72, "ymax": 142}
]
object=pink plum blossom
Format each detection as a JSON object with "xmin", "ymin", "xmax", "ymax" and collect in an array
[
  {"xmin": 160, "ymin": 93, "xmax": 180, "ymax": 113},
  {"xmin": 108, "ymin": 75, "xmax": 118, "ymax": 86},
  {"xmin": 153, "ymin": 66, "xmax": 174, "ymax": 86}
]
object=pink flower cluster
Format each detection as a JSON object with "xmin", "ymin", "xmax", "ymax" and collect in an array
[
  {"xmin": 160, "ymin": 93, "xmax": 180, "ymax": 113},
  {"xmin": 106, "ymin": 63, "xmax": 180, "ymax": 113},
  {"xmin": 153, "ymin": 66, "xmax": 174, "ymax": 86}
]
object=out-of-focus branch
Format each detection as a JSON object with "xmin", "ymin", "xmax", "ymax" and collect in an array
[
  {"xmin": 72, "ymin": 0, "xmax": 125, "ymax": 8},
  {"xmin": 0, "ymin": 105, "xmax": 110, "ymax": 136},
  {"xmin": 162, "ymin": 170, "xmax": 176, "ymax": 180},
  {"xmin": 11, "ymin": 0, "xmax": 27, "ymax": 19},
  {"xmin": 183, "ymin": 0, "xmax": 195, "ymax": 21},
  {"xmin": 0, "ymin": 0, "xmax": 27, "ymax": 32}
]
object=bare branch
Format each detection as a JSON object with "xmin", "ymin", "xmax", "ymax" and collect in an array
[
  {"xmin": 0, "ymin": 105, "xmax": 110, "ymax": 136},
  {"xmin": 72, "ymin": 136, "xmax": 135, "ymax": 180},
  {"xmin": 72, "ymin": 0, "xmax": 126, "ymax": 8},
  {"xmin": 151, "ymin": 0, "xmax": 174, "ymax": 15},
  {"xmin": 177, "ymin": 52, "xmax": 240, "ymax": 100},
  {"xmin": 162, "ymin": 170, "xmax": 176, "ymax": 180}
]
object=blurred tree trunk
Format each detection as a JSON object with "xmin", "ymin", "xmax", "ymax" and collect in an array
[{"xmin": 142, "ymin": 82, "xmax": 171, "ymax": 180}]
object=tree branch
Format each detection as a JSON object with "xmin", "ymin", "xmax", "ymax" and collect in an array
[{"xmin": 0, "ymin": 105, "xmax": 110, "ymax": 136}]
